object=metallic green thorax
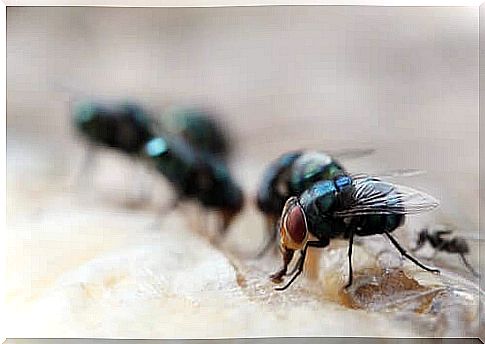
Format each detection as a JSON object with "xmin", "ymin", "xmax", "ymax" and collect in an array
[
  {"xmin": 290, "ymin": 151, "xmax": 345, "ymax": 195},
  {"xmin": 299, "ymin": 179, "xmax": 346, "ymax": 240}
]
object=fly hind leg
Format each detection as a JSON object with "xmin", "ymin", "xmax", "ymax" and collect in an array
[{"xmin": 384, "ymin": 231, "xmax": 440, "ymax": 274}]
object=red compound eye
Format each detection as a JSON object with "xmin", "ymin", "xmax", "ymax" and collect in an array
[{"xmin": 285, "ymin": 205, "xmax": 307, "ymax": 244}]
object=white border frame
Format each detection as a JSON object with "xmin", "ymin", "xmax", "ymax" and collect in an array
[{"xmin": 1, "ymin": 2, "xmax": 482, "ymax": 343}]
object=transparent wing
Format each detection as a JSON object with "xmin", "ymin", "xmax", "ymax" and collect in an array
[
  {"xmin": 326, "ymin": 148, "xmax": 375, "ymax": 160},
  {"xmin": 334, "ymin": 175, "xmax": 439, "ymax": 217},
  {"xmin": 351, "ymin": 168, "xmax": 426, "ymax": 179}
]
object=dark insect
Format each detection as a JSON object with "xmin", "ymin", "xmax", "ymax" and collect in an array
[
  {"xmin": 412, "ymin": 228, "xmax": 479, "ymax": 277},
  {"xmin": 269, "ymin": 173, "xmax": 440, "ymax": 291},
  {"xmin": 256, "ymin": 150, "xmax": 351, "ymax": 256},
  {"xmin": 72, "ymin": 101, "xmax": 157, "ymax": 198},
  {"xmin": 160, "ymin": 106, "xmax": 231, "ymax": 161},
  {"xmin": 143, "ymin": 136, "xmax": 243, "ymax": 235},
  {"xmin": 74, "ymin": 101, "xmax": 154, "ymax": 155}
]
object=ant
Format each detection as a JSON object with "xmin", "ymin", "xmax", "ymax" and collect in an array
[{"xmin": 412, "ymin": 227, "xmax": 479, "ymax": 278}]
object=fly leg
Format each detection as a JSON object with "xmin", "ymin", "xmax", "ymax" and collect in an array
[
  {"xmin": 384, "ymin": 231, "xmax": 440, "ymax": 273},
  {"xmin": 286, "ymin": 245, "xmax": 320, "ymax": 279},
  {"xmin": 269, "ymin": 248, "xmax": 295, "ymax": 283},
  {"xmin": 345, "ymin": 228, "xmax": 355, "ymax": 289},
  {"xmin": 274, "ymin": 239, "xmax": 329, "ymax": 291},
  {"xmin": 286, "ymin": 252, "xmax": 302, "ymax": 276}
]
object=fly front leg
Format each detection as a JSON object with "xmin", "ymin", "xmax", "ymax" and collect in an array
[
  {"xmin": 274, "ymin": 239, "xmax": 329, "ymax": 291},
  {"xmin": 286, "ymin": 244, "xmax": 321, "ymax": 280},
  {"xmin": 270, "ymin": 248, "xmax": 295, "ymax": 283}
]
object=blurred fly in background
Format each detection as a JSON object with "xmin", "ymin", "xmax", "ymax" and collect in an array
[
  {"xmin": 73, "ymin": 97, "xmax": 244, "ymax": 238},
  {"xmin": 143, "ymin": 135, "xmax": 243, "ymax": 237}
]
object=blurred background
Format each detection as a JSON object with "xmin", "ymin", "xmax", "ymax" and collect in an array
[
  {"xmin": 7, "ymin": 6, "xmax": 478, "ymax": 218},
  {"xmin": 6, "ymin": 5, "xmax": 480, "ymax": 338}
]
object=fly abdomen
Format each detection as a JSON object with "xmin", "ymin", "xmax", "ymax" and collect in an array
[{"xmin": 351, "ymin": 214, "xmax": 405, "ymax": 236}]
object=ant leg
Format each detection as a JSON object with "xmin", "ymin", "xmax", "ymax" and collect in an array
[
  {"xmin": 459, "ymin": 253, "xmax": 480, "ymax": 278},
  {"xmin": 384, "ymin": 232, "xmax": 440, "ymax": 273},
  {"xmin": 256, "ymin": 216, "xmax": 278, "ymax": 258},
  {"xmin": 345, "ymin": 228, "xmax": 355, "ymax": 289},
  {"xmin": 275, "ymin": 240, "xmax": 329, "ymax": 291}
]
